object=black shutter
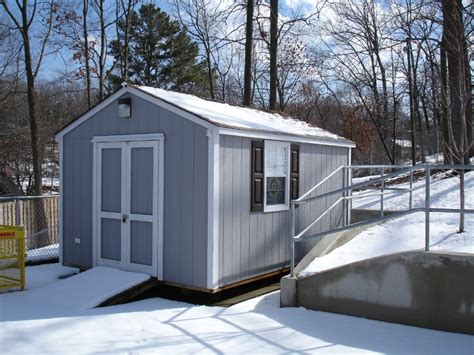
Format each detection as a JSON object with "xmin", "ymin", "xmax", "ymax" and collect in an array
[
  {"xmin": 290, "ymin": 144, "xmax": 300, "ymax": 200},
  {"xmin": 251, "ymin": 140, "xmax": 264, "ymax": 212}
]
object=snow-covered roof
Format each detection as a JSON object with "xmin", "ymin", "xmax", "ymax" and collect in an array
[{"xmin": 133, "ymin": 85, "xmax": 354, "ymax": 146}]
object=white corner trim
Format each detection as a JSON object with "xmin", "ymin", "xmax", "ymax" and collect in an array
[
  {"xmin": 217, "ymin": 128, "xmax": 356, "ymax": 148},
  {"xmin": 157, "ymin": 138, "xmax": 165, "ymax": 280},
  {"xmin": 207, "ymin": 129, "xmax": 220, "ymax": 289},
  {"xmin": 57, "ymin": 136, "xmax": 64, "ymax": 264},
  {"xmin": 92, "ymin": 140, "xmax": 98, "ymax": 268}
]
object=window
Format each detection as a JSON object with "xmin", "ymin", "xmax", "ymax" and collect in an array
[
  {"xmin": 264, "ymin": 141, "xmax": 290, "ymax": 212},
  {"xmin": 251, "ymin": 140, "xmax": 299, "ymax": 213}
]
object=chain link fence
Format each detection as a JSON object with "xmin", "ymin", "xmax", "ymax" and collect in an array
[{"xmin": 0, "ymin": 196, "xmax": 59, "ymax": 264}]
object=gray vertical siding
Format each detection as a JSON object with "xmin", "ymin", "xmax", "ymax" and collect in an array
[
  {"xmin": 62, "ymin": 93, "xmax": 209, "ymax": 289},
  {"xmin": 297, "ymin": 143, "xmax": 348, "ymax": 258},
  {"xmin": 217, "ymin": 135, "xmax": 349, "ymax": 287}
]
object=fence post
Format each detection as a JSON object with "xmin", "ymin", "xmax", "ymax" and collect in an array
[
  {"xmin": 425, "ymin": 168, "xmax": 430, "ymax": 251},
  {"xmin": 290, "ymin": 202, "xmax": 296, "ymax": 277},
  {"xmin": 15, "ymin": 199, "xmax": 20, "ymax": 227},
  {"xmin": 380, "ymin": 167, "xmax": 384, "ymax": 217},
  {"xmin": 409, "ymin": 169, "xmax": 413, "ymax": 210}
]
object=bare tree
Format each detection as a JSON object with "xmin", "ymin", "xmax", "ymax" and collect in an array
[
  {"xmin": 243, "ymin": 0, "xmax": 254, "ymax": 106},
  {"xmin": 83, "ymin": 0, "xmax": 92, "ymax": 107},
  {"xmin": 114, "ymin": 0, "xmax": 138, "ymax": 84},
  {"xmin": 1, "ymin": 0, "xmax": 55, "ymax": 195},
  {"xmin": 323, "ymin": 0, "xmax": 394, "ymax": 163},
  {"xmin": 89, "ymin": 0, "xmax": 117, "ymax": 99},
  {"xmin": 172, "ymin": 0, "xmax": 230, "ymax": 100},
  {"xmin": 441, "ymin": 0, "xmax": 471, "ymax": 232},
  {"xmin": 269, "ymin": 0, "xmax": 278, "ymax": 110}
]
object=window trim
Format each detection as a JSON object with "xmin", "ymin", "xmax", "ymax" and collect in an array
[{"xmin": 263, "ymin": 140, "xmax": 291, "ymax": 212}]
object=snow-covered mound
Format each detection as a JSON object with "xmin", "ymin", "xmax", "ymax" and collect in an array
[{"xmin": 301, "ymin": 171, "xmax": 474, "ymax": 276}]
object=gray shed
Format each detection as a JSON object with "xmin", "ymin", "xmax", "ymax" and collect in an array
[{"xmin": 55, "ymin": 84, "xmax": 355, "ymax": 292}]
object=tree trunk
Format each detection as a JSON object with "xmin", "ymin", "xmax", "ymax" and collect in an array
[
  {"xmin": 98, "ymin": 0, "xmax": 106, "ymax": 100},
  {"xmin": 406, "ymin": 38, "xmax": 417, "ymax": 165},
  {"xmin": 269, "ymin": 0, "xmax": 278, "ymax": 111},
  {"xmin": 442, "ymin": 0, "xmax": 467, "ymax": 164},
  {"xmin": 442, "ymin": 0, "xmax": 469, "ymax": 233},
  {"xmin": 206, "ymin": 47, "xmax": 215, "ymax": 100},
  {"xmin": 440, "ymin": 35, "xmax": 451, "ymax": 164},
  {"xmin": 462, "ymin": 13, "xmax": 473, "ymax": 158},
  {"xmin": 243, "ymin": 0, "xmax": 254, "ymax": 107},
  {"xmin": 83, "ymin": 0, "xmax": 92, "ymax": 107}
]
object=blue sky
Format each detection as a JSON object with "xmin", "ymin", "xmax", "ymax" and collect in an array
[{"xmin": 37, "ymin": 0, "xmax": 317, "ymax": 81}]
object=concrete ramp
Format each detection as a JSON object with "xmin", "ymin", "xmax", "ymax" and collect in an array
[
  {"xmin": 0, "ymin": 266, "xmax": 151, "ymax": 321},
  {"xmin": 282, "ymin": 251, "xmax": 474, "ymax": 335}
]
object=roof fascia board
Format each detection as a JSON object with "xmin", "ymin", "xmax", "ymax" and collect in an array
[{"xmin": 217, "ymin": 128, "xmax": 356, "ymax": 148}]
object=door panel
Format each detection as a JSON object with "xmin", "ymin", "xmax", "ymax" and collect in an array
[
  {"xmin": 130, "ymin": 147, "xmax": 154, "ymax": 215},
  {"xmin": 100, "ymin": 218, "xmax": 121, "ymax": 261},
  {"xmin": 130, "ymin": 221, "xmax": 153, "ymax": 265},
  {"xmin": 101, "ymin": 148, "xmax": 122, "ymax": 213}
]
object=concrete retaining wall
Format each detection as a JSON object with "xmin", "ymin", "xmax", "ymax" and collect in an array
[{"xmin": 292, "ymin": 251, "xmax": 474, "ymax": 334}]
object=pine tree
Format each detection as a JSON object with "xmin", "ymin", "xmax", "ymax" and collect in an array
[{"xmin": 110, "ymin": 4, "xmax": 208, "ymax": 93}]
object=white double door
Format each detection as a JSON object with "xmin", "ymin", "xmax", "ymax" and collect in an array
[{"xmin": 96, "ymin": 139, "xmax": 160, "ymax": 276}]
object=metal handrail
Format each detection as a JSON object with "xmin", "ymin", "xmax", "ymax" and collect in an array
[
  {"xmin": 294, "ymin": 165, "xmax": 345, "ymax": 203},
  {"xmin": 295, "ymin": 197, "xmax": 344, "ymax": 240},
  {"xmin": 289, "ymin": 164, "xmax": 474, "ymax": 277}
]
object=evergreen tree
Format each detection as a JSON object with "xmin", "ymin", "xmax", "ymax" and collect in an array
[{"xmin": 110, "ymin": 4, "xmax": 208, "ymax": 93}]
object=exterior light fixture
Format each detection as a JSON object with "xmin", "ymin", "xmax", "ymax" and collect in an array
[{"xmin": 118, "ymin": 98, "xmax": 131, "ymax": 118}]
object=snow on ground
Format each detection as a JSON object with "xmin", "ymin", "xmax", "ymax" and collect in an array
[
  {"xmin": 301, "ymin": 171, "xmax": 474, "ymax": 276},
  {"xmin": 0, "ymin": 266, "xmax": 149, "ymax": 321},
  {"xmin": 0, "ymin": 264, "xmax": 472, "ymax": 354},
  {"xmin": 353, "ymin": 169, "xmax": 474, "ymax": 211}
]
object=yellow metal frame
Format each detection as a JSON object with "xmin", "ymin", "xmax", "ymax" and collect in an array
[{"xmin": 0, "ymin": 225, "xmax": 25, "ymax": 290}]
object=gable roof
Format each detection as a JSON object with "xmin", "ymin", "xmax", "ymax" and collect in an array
[
  {"xmin": 133, "ymin": 85, "xmax": 354, "ymax": 146},
  {"xmin": 55, "ymin": 84, "xmax": 355, "ymax": 147}
]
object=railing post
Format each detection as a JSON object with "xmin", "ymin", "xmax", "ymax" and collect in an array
[
  {"xmin": 342, "ymin": 166, "xmax": 346, "ymax": 226},
  {"xmin": 290, "ymin": 201, "xmax": 296, "ymax": 277},
  {"xmin": 380, "ymin": 167, "xmax": 384, "ymax": 217},
  {"xmin": 460, "ymin": 167, "xmax": 465, "ymax": 232},
  {"xmin": 347, "ymin": 166, "xmax": 352, "ymax": 225},
  {"xmin": 425, "ymin": 168, "xmax": 430, "ymax": 251},
  {"xmin": 15, "ymin": 198, "xmax": 20, "ymax": 227},
  {"xmin": 409, "ymin": 169, "xmax": 413, "ymax": 210}
]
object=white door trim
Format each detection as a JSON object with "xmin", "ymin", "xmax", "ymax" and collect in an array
[
  {"xmin": 91, "ymin": 133, "xmax": 164, "ymax": 143},
  {"xmin": 92, "ymin": 134, "xmax": 164, "ymax": 279}
]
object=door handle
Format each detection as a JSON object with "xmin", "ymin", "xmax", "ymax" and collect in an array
[{"xmin": 122, "ymin": 214, "xmax": 128, "ymax": 223}]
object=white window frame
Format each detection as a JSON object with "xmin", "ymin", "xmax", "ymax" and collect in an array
[{"xmin": 263, "ymin": 140, "xmax": 291, "ymax": 213}]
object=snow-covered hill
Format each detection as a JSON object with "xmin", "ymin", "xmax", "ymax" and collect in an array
[{"xmin": 302, "ymin": 170, "xmax": 473, "ymax": 276}]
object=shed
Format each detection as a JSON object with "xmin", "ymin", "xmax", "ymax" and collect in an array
[{"xmin": 55, "ymin": 84, "xmax": 355, "ymax": 292}]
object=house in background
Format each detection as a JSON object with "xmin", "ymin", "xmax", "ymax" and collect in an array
[{"xmin": 55, "ymin": 84, "xmax": 355, "ymax": 292}]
